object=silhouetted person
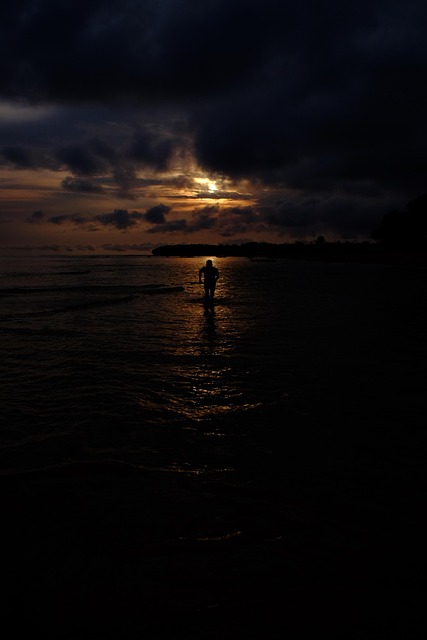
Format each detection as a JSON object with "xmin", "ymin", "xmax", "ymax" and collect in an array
[{"xmin": 199, "ymin": 259, "xmax": 219, "ymax": 299}]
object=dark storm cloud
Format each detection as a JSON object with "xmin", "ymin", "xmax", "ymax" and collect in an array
[
  {"xmin": 0, "ymin": 0, "xmax": 279, "ymax": 103},
  {"xmin": 95, "ymin": 209, "xmax": 145, "ymax": 229},
  {"xmin": 143, "ymin": 199, "xmax": 382, "ymax": 240},
  {"xmin": 48, "ymin": 214, "xmax": 92, "ymax": 226},
  {"xmin": 26, "ymin": 210, "xmax": 45, "ymax": 224},
  {"xmin": 146, "ymin": 219, "xmax": 188, "ymax": 234},
  {"xmin": 144, "ymin": 205, "xmax": 218, "ymax": 235},
  {"xmin": 128, "ymin": 130, "xmax": 176, "ymax": 172},
  {"xmin": 51, "ymin": 130, "xmax": 180, "ymax": 197},
  {"xmin": 61, "ymin": 177, "xmax": 105, "ymax": 194},
  {"xmin": 101, "ymin": 243, "xmax": 154, "ymax": 252},
  {"xmin": 191, "ymin": 2, "xmax": 427, "ymax": 209},
  {"xmin": 43, "ymin": 209, "xmax": 144, "ymax": 230},
  {"xmin": 189, "ymin": 206, "xmax": 219, "ymax": 232},
  {"xmin": 112, "ymin": 165, "xmax": 139, "ymax": 198},
  {"xmin": 193, "ymin": 190, "xmax": 253, "ymax": 201},
  {"xmin": 27, "ymin": 206, "xmax": 173, "ymax": 231},
  {"xmin": 215, "ymin": 206, "xmax": 267, "ymax": 237},
  {"xmin": 143, "ymin": 204, "xmax": 171, "ymax": 224},
  {"xmin": 56, "ymin": 144, "xmax": 108, "ymax": 176},
  {"xmin": 1, "ymin": 0, "xmax": 427, "ymax": 238},
  {"xmin": 145, "ymin": 204, "xmax": 256, "ymax": 236},
  {"xmin": 258, "ymin": 194, "xmax": 390, "ymax": 239},
  {"xmin": 2, "ymin": 146, "xmax": 36, "ymax": 169}
]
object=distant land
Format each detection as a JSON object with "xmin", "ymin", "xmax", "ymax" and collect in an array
[{"xmin": 152, "ymin": 241, "xmax": 427, "ymax": 266}]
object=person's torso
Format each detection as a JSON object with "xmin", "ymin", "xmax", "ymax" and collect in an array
[{"xmin": 203, "ymin": 267, "xmax": 217, "ymax": 283}]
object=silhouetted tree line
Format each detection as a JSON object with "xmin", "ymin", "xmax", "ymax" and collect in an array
[
  {"xmin": 152, "ymin": 242, "xmax": 281, "ymax": 257},
  {"xmin": 152, "ymin": 194, "xmax": 427, "ymax": 259},
  {"xmin": 152, "ymin": 241, "xmax": 376, "ymax": 259}
]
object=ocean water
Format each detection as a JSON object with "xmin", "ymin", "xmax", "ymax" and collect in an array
[
  {"xmin": 0, "ymin": 253, "xmax": 298, "ymax": 474},
  {"xmin": 2, "ymin": 251, "xmax": 427, "ymax": 503},
  {"xmin": 1, "ymin": 253, "xmax": 425, "ymax": 469},
  {"xmin": 1, "ymin": 253, "xmax": 427, "ymax": 637}
]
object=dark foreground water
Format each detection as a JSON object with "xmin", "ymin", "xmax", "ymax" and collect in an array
[{"xmin": 1, "ymin": 254, "xmax": 426, "ymax": 638}]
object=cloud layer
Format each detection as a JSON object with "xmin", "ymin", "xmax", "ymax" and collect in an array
[{"xmin": 1, "ymin": 0, "xmax": 427, "ymax": 245}]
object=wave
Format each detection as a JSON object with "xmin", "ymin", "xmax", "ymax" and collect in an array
[
  {"xmin": 0, "ymin": 285, "xmax": 184, "ymax": 321},
  {"xmin": 0, "ymin": 294, "xmax": 137, "ymax": 321},
  {"xmin": 0, "ymin": 283, "xmax": 184, "ymax": 296},
  {"xmin": 55, "ymin": 270, "xmax": 91, "ymax": 275}
]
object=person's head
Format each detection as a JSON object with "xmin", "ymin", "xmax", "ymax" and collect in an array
[{"xmin": 206, "ymin": 259, "xmax": 213, "ymax": 266}]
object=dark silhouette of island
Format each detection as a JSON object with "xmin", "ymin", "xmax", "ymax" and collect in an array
[
  {"xmin": 152, "ymin": 240, "xmax": 372, "ymax": 260},
  {"xmin": 152, "ymin": 238, "xmax": 426, "ymax": 265},
  {"xmin": 152, "ymin": 194, "xmax": 427, "ymax": 265}
]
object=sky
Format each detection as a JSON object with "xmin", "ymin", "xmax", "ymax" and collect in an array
[{"xmin": 1, "ymin": 0, "xmax": 426, "ymax": 254}]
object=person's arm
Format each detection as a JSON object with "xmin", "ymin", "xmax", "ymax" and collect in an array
[{"xmin": 199, "ymin": 268, "xmax": 203, "ymax": 283}]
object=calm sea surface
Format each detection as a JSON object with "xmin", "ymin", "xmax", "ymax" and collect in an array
[
  {"xmin": 1, "ymin": 253, "xmax": 425, "ymax": 476},
  {"xmin": 1, "ymin": 253, "xmax": 427, "ymax": 638}
]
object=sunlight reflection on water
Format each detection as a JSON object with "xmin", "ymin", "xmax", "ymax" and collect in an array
[
  {"xmin": 2, "ymin": 253, "xmax": 427, "ymax": 478},
  {"xmin": 141, "ymin": 257, "xmax": 264, "ymax": 420},
  {"xmin": 0, "ymin": 255, "xmax": 293, "ymax": 430}
]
